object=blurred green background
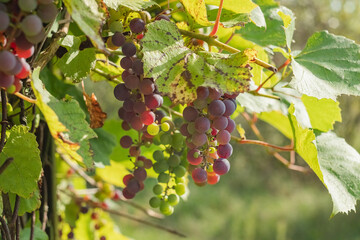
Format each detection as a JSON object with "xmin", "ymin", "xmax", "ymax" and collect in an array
[{"xmin": 99, "ymin": 1, "xmax": 360, "ymax": 239}]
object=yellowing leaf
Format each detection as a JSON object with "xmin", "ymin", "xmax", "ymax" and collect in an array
[
  {"xmin": 206, "ymin": 0, "xmax": 258, "ymax": 14},
  {"xmin": 180, "ymin": 0, "xmax": 212, "ymax": 26}
]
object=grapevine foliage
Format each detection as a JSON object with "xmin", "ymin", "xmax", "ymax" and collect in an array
[{"xmin": 0, "ymin": 0, "xmax": 360, "ymax": 239}]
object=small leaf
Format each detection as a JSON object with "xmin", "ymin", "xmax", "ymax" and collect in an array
[
  {"xmin": 288, "ymin": 104, "xmax": 323, "ymax": 182},
  {"xmin": 9, "ymin": 190, "xmax": 41, "ymax": 216},
  {"xmin": 180, "ymin": 0, "xmax": 212, "ymax": 26},
  {"xmin": 0, "ymin": 126, "xmax": 41, "ymax": 198},
  {"xmin": 82, "ymin": 83, "xmax": 107, "ymax": 129},
  {"xmin": 142, "ymin": 20, "xmax": 254, "ymax": 104},
  {"xmin": 290, "ymin": 31, "xmax": 360, "ymax": 100},
  {"xmin": 316, "ymin": 131, "xmax": 360, "ymax": 215},
  {"xmin": 20, "ymin": 226, "xmax": 48, "ymax": 240},
  {"xmin": 103, "ymin": 0, "xmax": 158, "ymax": 11},
  {"xmin": 302, "ymin": 95, "xmax": 342, "ymax": 132},
  {"xmin": 63, "ymin": 0, "xmax": 106, "ymax": 51}
]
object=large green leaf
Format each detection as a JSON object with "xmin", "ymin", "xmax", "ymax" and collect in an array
[
  {"xmin": 20, "ymin": 226, "xmax": 48, "ymax": 240},
  {"xmin": 63, "ymin": 0, "xmax": 106, "ymax": 50},
  {"xmin": 0, "ymin": 126, "xmax": 41, "ymax": 198},
  {"xmin": 9, "ymin": 190, "xmax": 41, "ymax": 216},
  {"xmin": 302, "ymin": 95, "xmax": 342, "ymax": 132},
  {"xmin": 258, "ymin": 111, "xmax": 292, "ymax": 139},
  {"xmin": 290, "ymin": 31, "xmax": 360, "ymax": 100},
  {"xmin": 141, "ymin": 20, "xmax": 254, "ymax": 104},
  {"xmin": 180, "ymin": 0, "xmax": 212, "ymax": 26},
  {"xmin": 56, "ymin": 35, "xmax": 97, "ymax": 81},
  {"xmin": 103, "ymin": 0, "xmax": 157, "ymax": 10},
  {"xmin": 288, "ymin": 105, "xmax": 323, "ymax": 182},
  {"xmin": 32, "ymin": 68, "xmax": 97, "ymax": 168},
  {"xmin": 316, "ymin": 132, "xmax": 360, "ymax": 215},
  {"xmin": 206, "ymin": 0, "xmax": 258, "ymax": 14}
]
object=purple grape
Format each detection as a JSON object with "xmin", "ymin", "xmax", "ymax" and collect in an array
[
  {"xmin": 15, "ymin": 34, "xmax": 33, "ymax": 50},
  {"xmin": 132, "ymin": 59, "xmax": 144, "ymax": 75},
  {"xmin": 37, "ymin": 3, "xmax": 58, "ymax": 23},
  {"xmin": 120, "ymin": 135, "xmax": 133, "ymax": 148},
  {"xmin": 121, "ymin": 121, "xmax": 131, "ymax": 131},
  {"xmin": 123, "ymin": 111, "xmax": 136, "ymax": 123},
  {"xmin": 118, "ymin": 107, "xmax": 126, "ymax": 119},
  {"xmin": 212, "ymin": 116, "xmax": 228, "ymax": 130},
  {"xmin": 183, "ymin": 106, "xmax": 198, "ymax": 122},
  {"xmin": 194, "ymin": 116, "xmax": 210, "ymax": 133},
  {"xmin": 134, "ymin": 167, "xmax": 147, "ymax": 181},
  {"xmin": 112, "ymin": 32, "xmax": 126, "ymax": 47},
  {"xmin": 6, "ymin": 57, "xmax": 22, "ymax": 75},
  {"xmin": 155, "ymin": 110, "xmax": 166, "ymax": 122},
  {"xmin": 145, "ymin": 94, "xmax": 162, "ymax": 109},
  {"xmin": 139, "ymin": 78, "xmax": 155, "ymax": 95},
  {"xmin": 180, "ymin": 123, "xmax": 191, "ymax": 137},
  {"xmin": 187, "ymin": 149, "xmax": 202, "ymax": 165},
  {"xmin": 223, "ymin": 99, "xmax": 236, "ymax": 117},
  {"xmin": 216, "ymin": 130, "xmax": 231, "ymax": 145},
  {"xmin": 120, "ymin": 57, "xmax": 133, "ymax": 69},
  {"xmin": 208, "ymin": 100, "xmax": 226, "ymax": 116},
  {"xmin": 124, "ymin": 75, "xmax": 140, "ymax": 89},
  {"xmin": 129, "ymin": 18, "xmax": 145, "ymax": 33},
  {"xmin": 208, "ymin": 88, "xmax": 222, "ymax": 100},
  {"xmin": 114, "ymin": 83, "xmax": 130, "ymax": 101},
  {"xmin": 26, "ymin": 28, "xmax": 46, "ymax": 44},
  {"xmin": 0, "ymin": 10, "xmax": 9, "ymax": 32},
  {"xmin": 122, "ymin": 42, "xmax": 137, "ymax": 57},
  {"xmin": 0, "ymin": 51, "xmax": 16, "ymax": 72},
  {"xmin": 130, "ymin": 115, "xmax": 144, "ymax": 131},
  {"xmin": 20, "ymin": 15, "xmax": 43, "ymax": 37},
  {"xmin": 133, "ymin": 101, "xmax": 146, "ymax": 114},
  {"xmin": 191, "ymin": 168, "xmax": 207, "ymax": 183},
  {"xmin": 192, "ymin": 133, "xmax": 207, "ymax": 146},
  {"xmin": 213, "ymin": 158, "xmax": 230, "ymax": 175},
  {"xmin": 123, "ymin": 98, "xmax": 134, "ymax": 112},
  {"xmin": 196, "ymin": 86, "xmax": 209, "ymax": 99},
  {"xmin": 217, "ymin": 144, "xmax": 233, "ymax": 158},
  {"xmin": 225, "ymin": 118, "xmax": 235, "ymax": 133},
  {"xmin": 127, "ymin": 178, "xmax": 140, "ymax": 194},
  {"xmin": 0, "ymin": 72, "xmax": 14, "ymax": 88}
]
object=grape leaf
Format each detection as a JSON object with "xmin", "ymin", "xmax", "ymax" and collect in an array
[
  {"xmin": 90, "ymin": 128, "xmax": 117, "ymax": 166},
  {"xmin": 250, "ymin": 6, "xmax": 266, "ymax": 27},
  {"xmin": 206, "ymin": 0, "xmax": 258, "ymax": 14},
  {"xmin": 0, "ymin": 126, "xmax": 41, "ymax": 198},
  {"xmin": 9, "ymin": 190, "xmax": 41, "ymax": 216},
  {"xmin": 180, "ymin": 0, "xmax": 212, "ymax": 26},
  {"xmin": 277, "ymin": 7, "xmax": 295, "ymax": 49},
  {"xmin": 32, "ymin": 68, "xmax": 97, "ymax": 168},
  {"xmin": 316, "ymin": 131, "xmax": 360, "ymax": 215},
  {"xmin": 288, "ymin": 105, "xmax": 324, "ymax": 182},
  {"xmin": 141, "ymin": 20, "xmax": 255, "ymax": 104},
  {"xmin": 258, "ymin": 111, "xmax": 292, "ymax": 139},
  {"xmin": 56, "ymin": 35, "xmax": 97, "ymax": 81},
  {"xmin": 207, "ymin": 8, "xmax": 250, "ymax": 28},
  {"xmin": 20, "ymin": 226, "xmax": 48, "ymax": 240},
  {"xmin": 63, "ymin": 0, "xmax": 106, "ymax": 51},
  {"xmin": 290, "ymin": 31, "xmax": 360, "ymax": 100},
  {"xmin": 103, "ymin": 0, "xmax": 158, "ymax": 10},
  {"xmin": 302, "ymin": 95, "xmax": 342, "ymax": 132}
]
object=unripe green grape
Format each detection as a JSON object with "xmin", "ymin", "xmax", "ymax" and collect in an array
[
  {"xmin": 160, "ymin": 201, "xmax": 174, "ymax": 215},
  {"xmin": 168, "ymin": 154, "xmax": 181, "ymax": 167},
  {"xmin": 136, "ymin": 160, "xmax": 144, "ymax": 168},
  {"xmin": 160, "ymin": 132, "xmax": 172, "ymax": 145},
  {"xmin": 149, "ymin": 197, "xmax": 161, "ymax": 208},
  {"xmin": 171, "ymin": 132, "xmax": 184, "ymax": 150},
  {"xmin": 161, "ymin": 122, "xmax": 170, "ymax": 132},
  {"xmin": 153, "ymin": 150, "xmax": 164, "ymax": 162},
  {"xmin": 168, "ymin": 194, "xmax": 180, "ymax": 206},
  {"xmin": 6, "ymin": 85, "xmax": 16, "ymax": 94},
  {"xmin": 175, "ymin": 177, "xmax": 186, "ymax": 184},
  {"xmin": 147, "ymin": 123, "xmax": 159, "ymax": 136},
  {"xmin": 154, "ymin": 160, "xmax": 169, "ymax": 173},
  {"xmin": 153, "ymin": 184, "xmax": 163, "ymax": 195},
  {"xmin": 18, "ymin": 0, "xmax": 37, "ymax": 12},
  {"xmin": 173, "ymin": 165, "xmax": 186, "ymax": 178},
  {"xmin": 175, "ymin": 183, "xmax": 186, "ymax": 195},
  {"xmin": 152, "ymin": 134, "xmax": 161, "ymax": 145},
  {"xmin": 157, "ymin": 172, "xmax": 170, "ymax": 183},
  {"xmin": 161, "ymin": 116, "xmax": 172, "ymax": 123}
]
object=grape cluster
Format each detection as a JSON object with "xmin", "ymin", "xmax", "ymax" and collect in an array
[
  {"xmin": 0, "ymin": 0, "xmax": 57, "ymax": 92},
  {"xmin": 180, "ymin": 87, "xmax": 237, "ymax": 185}
]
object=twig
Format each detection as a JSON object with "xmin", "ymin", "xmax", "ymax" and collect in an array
[
  {"xmin": 19, "ymin": 95, "xmax": 26, "ymax": 125},
  {"xmin": 248, "ymin": 91, "xmax": 280, "ymax": 100},
  {"xmin": 255, "ymin": 59, "xmax": 291, "ymax": 92},
  {"xmin": 0, "ymin": 217, "xmax": 10, "ymax": 240},
  {"xmin": 0, "ymin": 158, "xmax": 14, "ymax": 175},
  {"xmin": 92, "ymin": 68, "xmax": 122, "ymax": 83},
  {"xmin": 61, "ymin": 190, "xmax": 186, "ymax": 238},
  {"xmin": 96, "ymin": 59, "xmax": 119, "ymax": 68},
  {"xmin": 41, "ymin": 177, "xmax": 49, "ymax": 231},
  {"xmin": 29, "ymin": 212, "xmax": 35, "ymax": 240},
  {"xmin": 30, "ymin": 105, "xmax": 37, "ymax": 133},
  {"xmin": 11, "ymin": 195, "xmax": 20, "ymax": 226},
  {"xmin": 219, "ymin": 32, "xmax": 235, "ymax": 53},
  {"xmin": 232, "ymin": 137, "xmax": 293, "ymax": 151},
  {"xmin": 0, "ymin": 89, "xmax": 8, "ymax": 153},
  {"xmin": 16, "ymin": 218, "xmax": 20, "ymax": 240},
  {"xmin": 160, "ymin": 105, "xmax": 182, "ymax": 117},
  {"xmin": 7, "ymin": 104, "xmax": 34, "ymax": 119},
  {"xmin": 273, "ymin": 152, "xmax": 310, "ymax": 173},
  {"xmin": 13, "ymin": 92, "xmax": 36, "ymax": 104},
  {"xmin": 178, "ymin": 29, "xmax": 278, "ymax": 72}
]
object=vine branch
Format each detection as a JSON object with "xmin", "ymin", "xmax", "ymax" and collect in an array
[
  {"xmin": 0, "ymin": 89, "xmax": 8, "ymax": 154},
  {"xmin": 0, "ymin": 157, "xmax": 13, "ymax": 175},
  {"xmin": 0, "ymin": 217, "xmax": 11, "ymax": 240},
  {"xmin": 231, "ymin": 137, "xmax": 294, "ymax": 151}
]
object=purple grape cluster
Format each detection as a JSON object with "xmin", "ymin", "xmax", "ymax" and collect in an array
[
  {"xmin": 0, "ymin": 1, "xmax": 57, "ymax": 92},
  {"xmin": 180, "ymin": 87, "xmax": 237, "ymax": 185}
]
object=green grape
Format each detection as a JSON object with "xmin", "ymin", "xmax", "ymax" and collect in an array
[
  {"xmin": 168, "ymin": 194, "xmax": 180, "ymax": 206},
  {"xmin": 153, "ymin": 184, "xmax": 163, "ymax": 195},
  {"xmin": 175, "ymin": 177, "xmax": 186, "ymax": 184},
  {"xmin": 160, "ymin": 132, "xmax": 172, "ymax": 145},
  {"xmin": 149, "ymin": 197, "xmax": 161, "ymax": 208},
  {"xmin": 173, "ymin": 165, "xmax": 186, "ymax": 178},
  {"xmin": 157, "ymin": 172, "xmax": 170, "ymax": 183},
  {"xmin": 152, "ymin": 134, "xmax": 161, "ymax": 145},
  {"xmin": 153, "ymin": 150, "xmax": 164, "ymax": 162},
  {"xmin": 171, "ymin": 132, "xmax": 184, "ymax": 150},
  {"xmin": 154, "ymin": 160, "xmax": 169, "ymax": 173},
  {"xmin": 147, "ymin": 123, "xmax": 160, "ymax": 136},
  {"xmin": 161, "ymin": 116, "xmax": 172, "ymax": 123},
  {"xmin": 109, "ymin": 20, "xmax": 123, "ymax": 32},
  {"xmin": 6, "ymin": 85, "xmax": 16, "ymax": 94},
  {"xmin": 175, "ymin": 184, "xmax": 186, "ymax": 196},
  {"xmin": 160, "ymin": 201, "xmax": 174, "ymax": 216},
  {"xmin": 136, "ymin": 160, "xmax": 144, "ymax": 168},
  {"xmin": 168, "ymin": 155, "xmax": 181, "ymax": 167},
  {"xmin": 207, "ymin": 164, "xmax": 214, "ymax": 172},
  {"xmin": 161, "ymin": 122, "xmax": 170, "ymax": 132},
  {"xmin": 209, "ymin": 147, "xmax": 216, "ymax": 153}
]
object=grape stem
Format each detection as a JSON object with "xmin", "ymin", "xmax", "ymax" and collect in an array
[
  {"xmin": 209, "ymin": 0, "xmax": 224, "ymax": 37},
  {"xmin": 14, "ymin": 92, "xmax": 37, "ymax": 104},
  {"xmin": 178, "ymin": 29, "xmax": 278, "ymax": 72},
  {"xmin": 60, "ymin": 189, "xmax": 187, "ymax": 238},
  {"xmin": 0, "ymin": 89, "xmax": 8, "ymax": 154},
  {"xmin": 160, "ymin": 105, "xmax": 182, "ymax": 117},
  {"xmin": 232, "ymin": 137, "xmax": 293, "ymax": 151}
]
